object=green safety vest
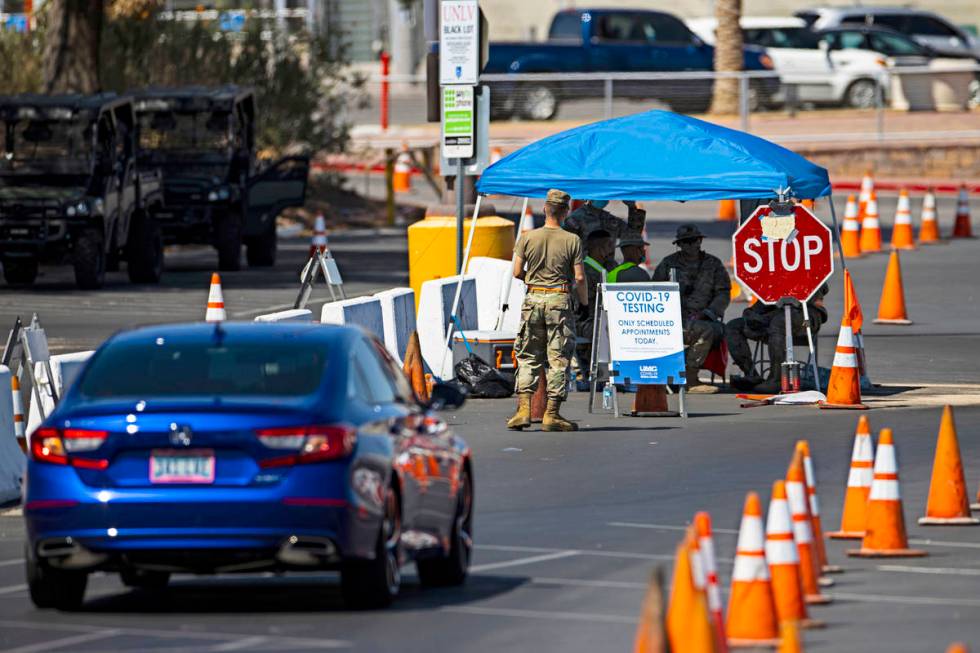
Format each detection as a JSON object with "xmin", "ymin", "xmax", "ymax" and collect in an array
[
  {"xmin": 607, "ymin": 262, "xmax": 637, "ymax": 283},
  {"xmin": 584, "ymin": 256, "xmax": 606, "ymax": 281}
]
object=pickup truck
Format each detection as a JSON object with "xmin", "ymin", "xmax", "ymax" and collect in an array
[{"xmin": 484, "ymin": 8, "xmax": 780, "ymax": 120}]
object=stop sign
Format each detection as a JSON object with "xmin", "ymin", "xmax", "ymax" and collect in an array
[{"xmin": 732, "ymin": 204, "xmax": 834, "ymax": 305}]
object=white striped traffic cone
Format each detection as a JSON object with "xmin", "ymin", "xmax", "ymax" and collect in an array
[
  {"xmin": 841, "ymin": 194, "xmax": 861, "ymax": 258},
  {"xmin": 857, "ymin": 170, "xmax": 874, "ymax": 220},
  {"xmin": 848, "ymin": 428, "xmax": 928, "ymax": 558},
  {"xmin": 820, "ymin": 310, "xmax": 867, "ymax": 409},
  {"xmin": 859, "ymin": 191, "xmax": 882, "ymax": 254},
  {"xmin": 393, "ymin": 145, "xmax": 412, "ymax": 193},
  {"xmin": 827, "ymin": 416, "xmax": 876, "ymax": 539},
  {"xmin": 797, "ymin": 441, "xmax": 840, "ymax": 574},
  {"xmin": 11, "ymin": 375, "xmax": 25, "ymax": 452},
  {"xmin": 918, "ymin": 188, "xmax": 940, "ymax": 244},
  {"xmin": 310, "ymin": 214, "xmax": 328, "ymax": 257},
  {"xmin": 890, "ymin": 188, "xmax": 915, "ymax": 250},
  {"xmin": 205, "ymin": 273, "xmax": 226, "ymax": 322},
  {"xmin": 786, "ymin": 450, "xmax": 832, "ymax": 604},
  {"xmin": 695, "ymin": 512, "xmax": 728, "ymax": 653},
  {"xmin": 952, "ymin": 184, "xmax": 973, "ymax": 238},
  {"xmin": 726, "ymin": 492, "xmax": 780, "ymax": 648},
  {"xmin": 766, "ymin": 480, "xmax": 820, "ymax": 629}
]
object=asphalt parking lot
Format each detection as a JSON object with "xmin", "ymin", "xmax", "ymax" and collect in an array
[{"xmin": 0, "ymin": 192, "xmax": 977, "ymax": 651}]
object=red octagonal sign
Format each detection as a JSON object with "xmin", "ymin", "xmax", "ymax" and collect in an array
[{"xmin": 732, "ymin": 204, "xmax": 834, "ymax": 305}]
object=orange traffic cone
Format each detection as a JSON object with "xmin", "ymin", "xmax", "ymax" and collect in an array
[
  {"xmin": 873, "ymin": 250, "xmax": 912, "ymax": 325},
  {"xmin": 765, "ymin": 481, "xmax": 820, "ymax": 629},
  {"xmin": 205, "ymin": 273, "xmax": 226, "ymax": 322},
  {"xmin": 918, "ymin": 188, "xmax": 940, "ymax": 244},
  {"xmin": 695, "ymin": 512, "xmax": 728, "ymax": 653},
  {"xmin": 840, "ymin": 194, "xmax": 861, "ymax": 258},
  {"xmin": 309, "ymin": 213, "xmax": 327, "ymax": 257},
  {"xmin": 403, "ymin": 331, "xmax": 429, "ymax": 403},
  {"xmin": 890, "ymin": 188, "xmax": 916, "ymax": 250},
  {"xmin": 859, "ymin": 191, "xmax": 882, "ymax": 254},
  {"xmin": 796, "ymin": 441, "xmax": 840, "ymax": 573},
  {"xmin": 667, "ymin": 531, "xmax": 716, "ymax": 653},
  {"xmin": 843, "ymin": 269, "xmax": 870, "ymax": 384},
  {"xmin": 857, "ymin": 170, "xmax": 874, "ymax": 221},
  {"xmin": 718, "ymin": 199, "xmax": 737, "ymax": 222},
  {"xmin": 820, "ymin": 310, "xmax": 867, "ymax": 409},
  {"xmin": 633, "ymin": 568, "xmax": 668, "ymax": 653},
  {"xmin": 490, "ymin": 146, "xmax": 503, "ymax": 165},
  {"xmin": 827, "ymin": 416, "xmax": 875, "ymax": 539},
  {"xmin": 946, "ymin": 644, "xmax": 969, "ymax": 653},
  {"xmin": 10, "ymin": 374, "xmax": 25, "ymax": 452},
  {"xmin": 530, "ymin": 372, "xmax": 547, "ymax": 422},
  {"xmin": 393, "ymin": 145, "xmax": 412, "ymax": 193},
  {"xmin": 800, "ymin": 199, "xmax": 814, "ymax": 210},
  {"xmin": 726, "ymin": 492, "xmax": 780, "ymax": 648},
  {"xmin": 786, "ymin": 451, "xmax": 832, "ymax": 604},
  {"xmin": 777, "ymin": 620, "xmax": 804, "ymax": 653},
  {"xmin": 520, "ymin": 204, "xmax": 535, "ymax": 234},
  {"xmin": 848, "ymin": 428, "xmax": 927, "ymax": 558},
  {"xmin": 633, "ymin": 386, "xmax": 669, "ymax": 414},
  {"xmin": 952, "ymin": 184, "xmax": 973, "ymax": 238},
  {"xmin": 919, "ymin": 406, "xmax": 979, "ymax": 525}
]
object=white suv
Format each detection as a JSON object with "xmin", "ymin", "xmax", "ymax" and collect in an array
[
  {"xmin": 795, "ymin": 7, "xmax": 980, "ymax": 58},
  {"xmin": 686, "ymin": 16, "xmax": 891, "ymax": 108}
]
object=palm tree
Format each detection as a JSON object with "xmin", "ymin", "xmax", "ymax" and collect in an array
[{"xmin": 710, "ymin": 0, "xmax": 743, "ymax": 115}]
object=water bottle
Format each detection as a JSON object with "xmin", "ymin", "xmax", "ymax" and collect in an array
[{"xmin": 602, "ymin": 383, "xmax": 612, "ymax": 409}]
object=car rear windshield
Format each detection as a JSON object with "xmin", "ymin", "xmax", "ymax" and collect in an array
[{"xmin": 77, "ymin": 339, "xmax": 329, "ymax": 398}]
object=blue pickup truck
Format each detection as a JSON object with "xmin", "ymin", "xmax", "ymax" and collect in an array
[{"xmin": 484, "ymin": 8, "xmax": 779, "ymax": 120}]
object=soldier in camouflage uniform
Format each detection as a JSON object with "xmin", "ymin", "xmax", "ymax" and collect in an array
[
  {"xmin": 725, "ymin": 284, "xmax": 829, "ymax": 393},
  {"xmin": 508, "ymin": 189, "xmax": 587, "ymax": 432},
  {"xmin": 652, "ymin": 224, "xmax": 731, "ymax": 394},
  {"xmin": 564, "ymin": 200, "xmax": 646, "ymax": 266}
]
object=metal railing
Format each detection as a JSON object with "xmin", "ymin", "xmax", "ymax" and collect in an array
[{"xmin": 356, "ymin": 64, "xmax": 980, "ymax": 146}]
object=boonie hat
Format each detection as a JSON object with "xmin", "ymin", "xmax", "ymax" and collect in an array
[
  {"xmin": 618, "ymin": 236, "xmax": 649, "ymax": 249},
  {"xmin": 673, "ymin": 224, "xmax": 705, "ymax": 244},
  {"xmin": 545, "ymin": 189, "xmax": 571, "ymax": 206}
]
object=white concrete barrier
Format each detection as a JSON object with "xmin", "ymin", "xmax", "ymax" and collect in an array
[
  {"xmin": 320, "ymin": 296, "xmax": 385, "ymax": 341},
  {"xmin": 254, "ymin": 309, "xmax": 314, "ymax": 323},
  {"xmin": 467, "ymin": 256, "xmax": 526, "ymax": 332},
  {"xmin": 0, "ymin": 365, "xmax": 25, "ymax": 504},
  {"xmin": 375, "ymin": 288, "xmax": 416, "ymax": 364},
  {"xmin": 26, "ymin": 351, "xmax": 94, "ymax": 438},
  {"xmin": 417, "ymin": 276, "xmax": 479, "ymax": 380}
]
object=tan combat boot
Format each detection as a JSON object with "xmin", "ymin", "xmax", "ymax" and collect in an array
[
  {"xmin": 507, "ymin": 394, "xmax": 532, "ymax": 430},
  {"xmin": 686, "ymin": 367, "xmax": 720, "ymax": 394},
  {"xmin": 542, "ymin": 399, "xmax": 578, "ymax": 432}
]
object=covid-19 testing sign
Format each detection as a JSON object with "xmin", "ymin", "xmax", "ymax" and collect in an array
[{"xmin": 603, "ymin": 282, "xmax": 685, "ymax": 385}]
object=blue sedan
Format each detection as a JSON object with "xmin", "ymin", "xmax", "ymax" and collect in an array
[{"xmin": 23, "ymin": 322, "xmax": 473, "ymax": 610}]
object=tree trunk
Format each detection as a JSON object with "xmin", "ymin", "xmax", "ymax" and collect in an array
[
  {"xmin": 710, "ymin": 0, "xmax": 743, "ymax": 116},
  {"xmin": 43, "ymin": 0, "xmax": 104, "ymax": 94}
]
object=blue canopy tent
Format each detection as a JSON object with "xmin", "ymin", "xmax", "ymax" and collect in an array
[{"xmin": 476, "ymin": 110, "xmax": 832, "ymax": 201}]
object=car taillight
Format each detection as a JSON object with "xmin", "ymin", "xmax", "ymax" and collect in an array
[
  {"xmin": 31, "ymin": 427, "xmax": 108, "ymax": 468},
  {"xmin": 759, "ymin": 54, "xmax": 774, "ymax": 69},
  {"xmin": 256, "ymin": 425, "xmax": 356, "ymax": 468}
]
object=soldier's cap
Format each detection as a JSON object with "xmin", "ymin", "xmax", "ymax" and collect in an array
[
  {"xmin": 544, "ymin": 189, "xmax": 571, "ymax": 207},
  {"xmin": 618, "ymin": 236, "xmax": 649, "ymax": 249},
  {"xmin": 673, "ymin": 224, "xmax": 704, "ymax": 244}
]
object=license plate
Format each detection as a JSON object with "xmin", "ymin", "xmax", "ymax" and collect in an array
[{"xmin": 149, "ymin": 449, "xmax": 215, "ymax": 484}]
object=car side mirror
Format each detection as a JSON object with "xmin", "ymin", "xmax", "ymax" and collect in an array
[{"xmin": 427, "ymin": 382, "xmax": 468, "ymax": 411}]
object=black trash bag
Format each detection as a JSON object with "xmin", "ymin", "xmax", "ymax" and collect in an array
[{"xmin": 454, "ymin": 353, "xmax": 513, "ymax": 399}]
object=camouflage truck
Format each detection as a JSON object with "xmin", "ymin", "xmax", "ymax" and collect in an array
[
  {"xmin": 132, "ymin": 86, "xmax": 309, "ymax": 271},
  {"xmin": 0, "ymin": 94, "xmax": 164, "ymax": 288}
]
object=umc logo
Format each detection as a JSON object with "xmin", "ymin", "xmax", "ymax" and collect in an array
[
  {"xmin": 639, "ymin": 365, "xmax": 659, "ymax": 378},
  {"xmin": 169, "ymin": 423, "xmax": 193, "ymax": 447}
]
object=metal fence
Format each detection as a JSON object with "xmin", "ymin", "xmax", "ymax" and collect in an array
[{"xmin": 357, "ymin": 64, "xmax": 980, "ymax": 146}]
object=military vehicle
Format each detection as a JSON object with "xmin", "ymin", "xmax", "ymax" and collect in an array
[
  {"xmin": 132, "ymin": 86, "xmax": 309, "ymax": 270},
  {"xmin": 0, "ymin": 94, "xmax": 164, "ymax": 288}
]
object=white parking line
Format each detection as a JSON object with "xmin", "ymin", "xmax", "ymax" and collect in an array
[
  {"xmin": 477, "ymin": 543, "xmax": 675, "ymax": 562},
  {"xmin": 830, "ymin": 591, "xmax": 980, "ymax": 608},
  {"xmin": 443, "ymin": 605, "xmax": 635, "ymax": 625},
  {"xmin": 607, "ymin": 521, "xmax": 738, "ymax": 535},
  {"xmin": 212, "ymin": 636, "xmax": 272, "ymax": 651},
  {"xmin": 0, "ymin": 629, "xmax": 121, "ymax": 653},
  {"xmin": 0, "ymin": 583, "xmax": 27, "ymax": 595},
  {"xmin": 471, "ymin": 551, "xmax": 578, "ymax": 573},
  {"xmin": 878, "ymin": 564, "xmax": 980, "ymax": 576},
  {"xmin": 531, "ymin": 577, "xmax": 647, "ymax": 590},
  {"xmin": 0, "ymin": 559, "xmax": 21, "ymax": 568},
  {"xmin": 909, "ymin": 538, "xmax": 980, "ymax": 550}
]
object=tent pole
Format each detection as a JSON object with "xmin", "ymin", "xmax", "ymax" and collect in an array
[
  {"xmin": 495, "ymin": 197, "xmax": 529, "ymax": 330},
  {"xmin": 827, "ymin": 194, "xmax": 848, "ymax": 273},
  {"xmin": 440, "ymin": 194, "xmax": 483, "ymax": 379}
]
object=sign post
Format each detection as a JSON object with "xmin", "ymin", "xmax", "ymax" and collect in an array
[
  {"xmin": 596, "ymin": 282, "xmax": 687, "ymax": 418},
  {"xmin": 732, "ymin": 201, "xmax": 834, "ymax": 393}
]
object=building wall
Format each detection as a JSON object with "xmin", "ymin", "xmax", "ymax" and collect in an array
[{"xmin": 482, "ymin": 1, "xmax": 980, "ymax": 41}]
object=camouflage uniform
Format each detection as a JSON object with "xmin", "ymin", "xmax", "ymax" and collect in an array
[
  {"xmin": 726, "ymin": 285, "xmax": 829, "ymax": 383},
  {"xmin": 652, "ymin": 250, "xmax": 731, "ymax": 377},
  {"xmin": 515, "ymin": 292, "xmax": 577, "ymax": 400},
  {"xmin": 564, "ymin": 202, "xmax": 646, "ymax": 265}
]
